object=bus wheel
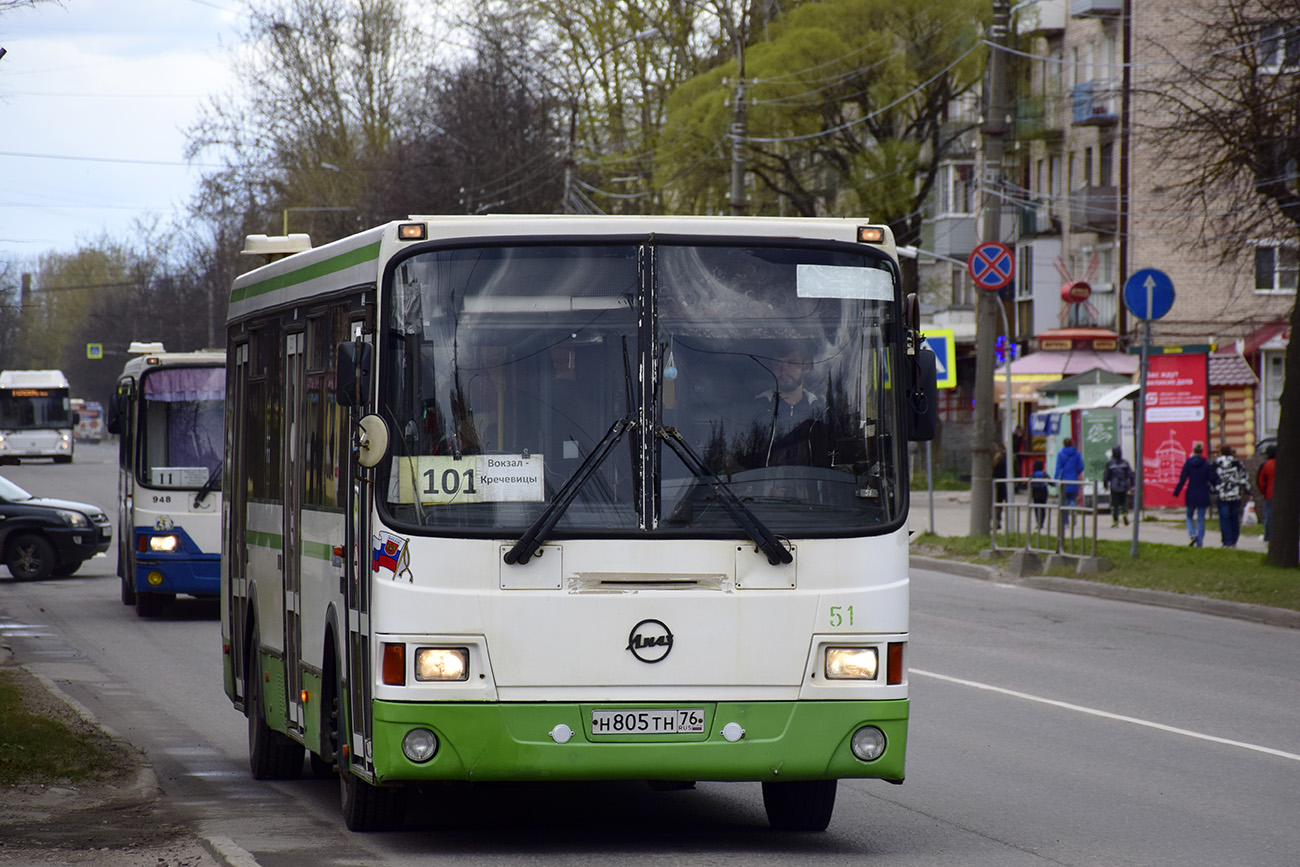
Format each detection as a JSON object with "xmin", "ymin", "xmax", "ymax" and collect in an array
[
  {"xmin": 247, "ymin": 630, "xmax": 304, "ymax": 780},
  {"xmin": 329, "ymin": 657, "xmax": 405, "ymax": 831},
  {"xmin": 135, "ymin": 592, "xmax": 173, "ymax": 618},
  {"xmin": 7, "ymin": 534, "xmax": 55, "ymax": 581},
  {"xmin": 340, "ymin": 765, "xmax": 406, "ymax": 831},
  {"xmin": 120, "ymin": 575, "xmax": 136, "ymax": 605},
  {"xmin": 762, "ymin": 779, "xmax": 837, "ymax": 831}
]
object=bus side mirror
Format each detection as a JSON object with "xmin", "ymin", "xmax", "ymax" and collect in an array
[
  {"xmin": 907, "ymin": 347, "xmax": 938, "ymax": 442},
  {"xmin": 106, "ymin": 381, "xmax": 133, "ymax": 436},
  {"xmin": 336, "ymin": 341, "xmax": 372, "ymax": 408}
]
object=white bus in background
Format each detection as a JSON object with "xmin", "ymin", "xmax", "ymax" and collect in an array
[
  {"xmin": 0, "ymin": 369, "xmax": 75, "ymax": 463},
  {"xmin": 222, "ymin": 216, "xmax": 938, "ymax": 833},
  {"xmin": 108, "ymin": 342, "xmax": 226, "ymax": 617}
]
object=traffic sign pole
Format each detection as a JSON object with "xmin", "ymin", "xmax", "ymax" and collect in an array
[{"xmin": 1122, "ymin": 268, "xmax": 1175, "ymax": 559}]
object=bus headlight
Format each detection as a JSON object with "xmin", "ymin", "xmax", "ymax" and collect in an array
[
  {"xmin": 149, "ymin": 534, "xmax": 180, "ymax": 553},
  {"xmin": 413, "ymin": 647, "xmax": 469, "ymax": 682},
  {"xmin": 850, "ymin": 726, "xmax": 887, "ymax": 761},
  {"xmin": 402, "ymin": 728, "xmax": 438, "ymax": 763},
  {"xmin": 825, "ymin": 647, "xmax": 878, "ymax": 680}
]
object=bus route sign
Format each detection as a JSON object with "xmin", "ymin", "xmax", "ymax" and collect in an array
[{"xmin": 967, "ymin": 242, "xmax": 1015, "ymax": 291}]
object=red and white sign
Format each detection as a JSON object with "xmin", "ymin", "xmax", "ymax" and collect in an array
[
  {"xmin": 967, "ymin": 242, "xmax": 1015, "ymax": 291},
  {"xmin": 1141, "ymin": 353, "xmax": 1210, "ymax": 509}
]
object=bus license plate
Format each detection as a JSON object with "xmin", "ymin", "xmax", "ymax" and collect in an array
[{"xmin": 590, "ymin": 708, "xmax": 705, "ymax": 735}]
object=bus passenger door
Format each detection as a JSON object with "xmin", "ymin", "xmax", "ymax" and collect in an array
[
  {"xmin": 283, "ymin": 332, "xmax": 306, "ymax": 734},
  {"xmin": 226, "ymin": 342, "xmax": 251, "ymax": 706},
  {"xmin": 341, "ymin": 326, "xmax": 377, "ymax": 779}
]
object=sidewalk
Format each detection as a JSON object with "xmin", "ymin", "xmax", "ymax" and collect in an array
[{"xmin": 908, "ymin": 487, "xmax": 1264, "ymax": 552}]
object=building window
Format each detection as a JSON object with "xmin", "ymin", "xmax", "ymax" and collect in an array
[
  {"xmin": 938, "ymin": 163, "xmax": 975, "ymax": 215},
  {"xmin": 951, "ymin": 265, "xmax": 974, "ymax": 307},
  {"xmin": 1254, "ymin": 242, "xmax": 1299, "ymax": 293},
  {"xmin": 1261, "ymin": 23, "xmax": 1300, "ymax": 73},
  {"xmin": 1099, "ymin": 142, "xmax": 1114, "ymax": 186}
]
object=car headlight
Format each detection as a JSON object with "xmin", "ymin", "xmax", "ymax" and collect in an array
[
  {"xmin": 55, "ymin": 509, "xmax": 89, "ymax": 528},
  {"xmin": 414, "ymin": 647, "xmax": 469, "ymax": 682},
  {"xmin": 825, "ymin": 647, "xmax": 879, "ymax": 680}
]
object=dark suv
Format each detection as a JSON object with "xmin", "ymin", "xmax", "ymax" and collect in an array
[{"xmin": 0, "ymin": 474, "xmax": 112, "ymax": 580}]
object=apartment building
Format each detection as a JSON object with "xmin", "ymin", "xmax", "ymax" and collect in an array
[{"xmin": 919, "ymin": 0, "xmax": 1295, "ymax": 469}]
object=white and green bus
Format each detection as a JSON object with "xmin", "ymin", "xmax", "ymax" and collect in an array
[{"xmin": 221, "ymin": 215, "xmax": 937, "ymax": 832}]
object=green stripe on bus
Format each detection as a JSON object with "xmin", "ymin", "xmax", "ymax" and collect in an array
[
  {"xmin": 303, "ymin": 540, "xmax": 334, "ymax": 562},
  {"xmin": 230, "ymin": 241, "xmax": 381, "ymax": 304},
  {"xmin": 247, "ymin": 529, "xmax": 283, "ymax": 549}
]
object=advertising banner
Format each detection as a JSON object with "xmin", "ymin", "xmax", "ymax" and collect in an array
[
  {"xmin": 1080, "ymin": 409, "xmax": 1119, "ymax": 482},
  {"xmin": 1141, "ymin": 353, "xmax": 1210, "ymax": 508}
]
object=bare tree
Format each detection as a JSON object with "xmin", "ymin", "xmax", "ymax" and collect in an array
[
  {"xmin": 186, "ymin": 0, "xmax": 428, "ymax": 245},
  {"xmin": 1146, "ymin": 0, "xmax": 1300, "ymax": 566}
]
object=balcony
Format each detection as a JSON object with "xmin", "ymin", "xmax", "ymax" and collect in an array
[
  {"xmin": 1071, "ymin": 0, "xmax": 1121, "ymax": 16},
  {"xmin": 1071, "ymin": 80, "xmax": 1119, "ymax": 125},
  {"xmin": 1016, "ymin": 95, "xmax": 1064, "ymax": 140},
  {"xmin": 924, "ymin": 214, "xmax": 979, "ymax": 259},
  {"xmin": 1019, "ymin": 202, "xmax": 1061, "ymax": 236},
  {"xmin": 1069, "ymin": 185, "xmax": 1118, "ymax": 233},
  {"xmin": 1016, "ymin": 0, "xmax": 1065, "ymax": 34}
]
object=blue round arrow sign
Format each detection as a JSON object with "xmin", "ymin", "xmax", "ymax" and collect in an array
[
  {"xmin": 968, "ymin": 242, "xmax": 1015, "ymax": 291},
  {"xmin": 1123, "ymin": 268, "xmax": 1175, "ymax": 320}
]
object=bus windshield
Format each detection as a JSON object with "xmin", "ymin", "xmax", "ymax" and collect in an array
[
  {"xmin": 380, "ymin": 240, "xmax": 904, "ymax": 537},
  {"xmin": 137, "ymin": 366, "xmax": 225, "ymax": 488},
  {"xmin": 0, "ymin": 388, "xmax": 72, "ymax": 430}
]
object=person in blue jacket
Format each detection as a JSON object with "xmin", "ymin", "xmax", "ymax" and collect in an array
[
  {"xmin": 1054, "ymin": 437, "xmax": 1085, "ymax": 520},
  {"xmin": 1172, "ymin": 442, "xmax": 1213, "ymax": 547}
]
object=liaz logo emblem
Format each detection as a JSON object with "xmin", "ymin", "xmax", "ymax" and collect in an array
[{"xmin": 626, "ymin": 619, "xmax": 673, "ymax": 664}]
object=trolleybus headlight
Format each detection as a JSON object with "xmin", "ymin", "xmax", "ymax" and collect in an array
[
  {"xmin": 825, "ymin": 647, "xmax": 878, "ymax": 680},
  {"xmin": 402, "ymin": 728, "xmax": 438, "ymax": 763},
  {"xmin": 148, "ymin": 534, "xmax": 180, "ymax": 553},
  {"xmin": 414, "ymin": 647, "xmax": 469, "ymax": 682},
  {"xmin": 850, "ymin": 726, "xmax": 887, "ymax": 762}
]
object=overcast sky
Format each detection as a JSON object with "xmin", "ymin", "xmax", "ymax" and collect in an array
[{"xmin": 0, "ymin": 0, "xmax": 240, "ymax": 263}]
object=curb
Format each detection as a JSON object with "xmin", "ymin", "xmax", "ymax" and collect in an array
[{"xmin": 911, "ymin": 555, "xmax": 1300, "ymax": 630}]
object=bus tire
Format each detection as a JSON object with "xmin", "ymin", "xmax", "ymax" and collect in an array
[
  {"xmin": 54, "ymin": 455, "xmax": 72, "ymax": 464},
  {"xmin": 247, "ymin": 629, "xmax": 304, "ymax": 780},
  {"xmin": 135, "ymin": 592, "xmax": 172, "ymax": 618},
  {"xmin": 328, "ymin": 650, "xmax": 405, "ymax": 831},
  {"xmin": 121, "ymin": 575, "xmax": 136, "ymax": 605},
  {"xmin": 762, "ymin": 779, "xmax": 837, "ymax": 831},
  {"xmin": 7, "ymin": 534, "xmax": 55, "ymax": 581}
]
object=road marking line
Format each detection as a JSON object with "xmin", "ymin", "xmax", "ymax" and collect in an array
[{"xmin": 912, "ymin": 668, "xmax": 1300, "ymax": 763}]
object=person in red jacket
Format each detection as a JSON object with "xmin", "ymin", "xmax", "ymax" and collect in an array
[{"xmin": 1257, "ymin": 444, "xmax": 1276, "ymax": 543}]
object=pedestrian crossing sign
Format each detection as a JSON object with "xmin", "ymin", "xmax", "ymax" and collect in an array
[{"xmin": 919, "ymin": 328, "xmax": 956, "ymax": 389}]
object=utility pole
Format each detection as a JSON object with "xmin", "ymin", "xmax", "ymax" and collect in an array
[
  {"xmin": 970, "ymin": 0, "xmax": 1011, "ymax": 536},
  {"xmin": 729, "ymin": 26, "xmax": 749, "ymax": 215}
]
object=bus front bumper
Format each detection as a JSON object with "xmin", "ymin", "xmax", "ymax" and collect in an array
[{"xmin": 368, "ymin": 699, "xmax": 908, "ymax": 784}]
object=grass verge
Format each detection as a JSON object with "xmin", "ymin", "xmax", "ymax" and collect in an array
[
  {"xmin": 913, "ymin": 532, "xmax": 1300, "ymax": 613},
  {"xmin": 0, "ymin": 667, "xmax": 133, "ymax": 787}
]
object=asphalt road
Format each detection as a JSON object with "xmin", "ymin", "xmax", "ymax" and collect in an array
[{"xmin": 2, "ymin": 442, "xmax": 1297, "ymax": 866}]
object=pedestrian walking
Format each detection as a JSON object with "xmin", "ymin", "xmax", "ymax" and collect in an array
[
  {"xmin": 1054, "ymin": 437, "xmax": 1084, "ymax": 524},
  {"xmin": 1173, "ymin": 442, "xmax": 1213, "ymax": 547},
  {"xmin": 1257, "ymin": 444, "xmax": 1276, "ymax": 543},
  {"xmin": 1102, "ymin": 445, "xmax": 1135, "ymax": 527},
  {"xmin": 1211, "ymin": 444, "xmax": 1250, "ymax": 548},
  {"xmin": 1029, "ymin": 458, "xmax": 1051, "ymax": 530}
]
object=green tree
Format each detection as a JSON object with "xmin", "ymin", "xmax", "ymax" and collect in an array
[{"xmin": 657, "ymin": 0, "xmax": 986, "ymax": 239}]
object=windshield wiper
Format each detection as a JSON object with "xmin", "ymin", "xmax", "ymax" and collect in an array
[
  {"xmin": 504, "ymin": 417, "xmax": 636, "ymax": 566},
  {"xmin": 657, "ymin": 426, "xmax": 793, "ymax": 566},
  {"xmin": 194, "ymin": 465, "xmax": 222, "ymax": 508}
]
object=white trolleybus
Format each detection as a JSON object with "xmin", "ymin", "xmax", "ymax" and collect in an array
[
  {"xmin": 0, "ymin": 369, "xmax": 76, "ymax": 463},
  {"xmin": 108, "ymin": 343, "xmax": 226, "ymax": 617},
  {"xmin": 221, "ymin": 216, "xmax": 937, "ymax": 832}
]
